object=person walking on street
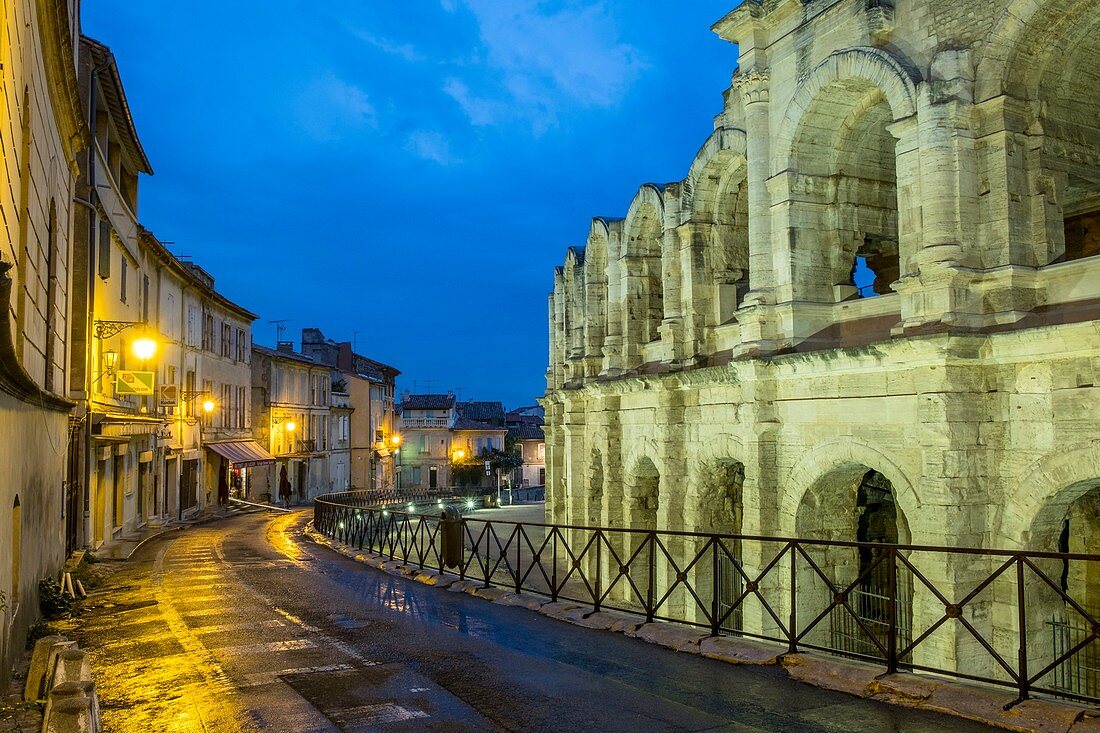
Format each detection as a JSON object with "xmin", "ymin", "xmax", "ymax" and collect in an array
[{"xmin": 279, "ymin": 465, "xmax": 292, "ymax": 508}]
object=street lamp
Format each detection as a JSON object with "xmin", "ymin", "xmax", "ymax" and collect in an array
[
  {"xmin": 452, "ymin": 449, "xmax": 466, "ymax": 461},
  {"xmin": 285, "ymin": 420, "xmax": 296, "ymax": 433},
  {"xmin": 131, "ymin": 336, "xmax": 158, "ymax": 362}
]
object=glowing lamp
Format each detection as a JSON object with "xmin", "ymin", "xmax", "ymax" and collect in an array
[
  {"xmin": 391, "ymin": 434, "xmax": 402, "ymax": 446},
  {"xmin": 285, "ymin": 420, "xmax": 296, "ymax": 433},
  {"xmin": 202, "ymin": 399, "xmax": 216, "ymax": 414},
  {"xmin": 103, "ymin": 349, "xmax": 119, "ymax": 373},
  {"xmin": 453, "ymin": 449, "xmax": 466, "ymax": 461},
  {"xmin": 131, "ymin": 336, "xmax": 158, "ymax": 361}
]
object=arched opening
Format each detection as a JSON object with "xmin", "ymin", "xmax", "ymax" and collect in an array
[
  {"xmin": 621, "ymin": 198, "xmax": 663, "ymax": 369},
  {"xmin": 1024, "ymin": 480, "xmax": 1100, "ymax": 700},
  {"xmin": 584, "ymin": 224, "xmax": 609, "ymax": 377},
  {"xmin": 795, "ymin": 467, "xmax": 912, "ymax": 660},
  {"xmin": 789, "ymin": 79, "xmax": 900, "ymax": 302},
  {"xmin": 684, "ymin": 460, "xmax": 744, "ymax": 628},
  {"xmin": 1039, "ymin": 19, "xmax": 1100, "ymax": 265},
  {"xmin": 605, "ymin": 457, "xmax": 659, "ymax": 607}
]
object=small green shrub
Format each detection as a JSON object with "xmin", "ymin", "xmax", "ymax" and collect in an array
[{"xmin": 38, "ymin": 578, "xmax": 73, "ymax": 619}]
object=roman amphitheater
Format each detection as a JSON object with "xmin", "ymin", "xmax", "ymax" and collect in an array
[{"xmin": 543, "ymin": 0, "xmax": 1100, "ymax": 698}]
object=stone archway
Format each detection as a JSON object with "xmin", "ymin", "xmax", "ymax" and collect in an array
[
  {"xmin": 621, "ymin": 186, "xmax": 664, "ymax": 370},
  {"xmin": 775, "ymin": 48, "xmax": 917, "ymax": 305},
  {"xmin": 791, "ymin": 461, "xmax": 914, "ymax": 662},
  {"xmin": 1003, "ymin": 446, "xmax": 1100, "ymax": 698}
]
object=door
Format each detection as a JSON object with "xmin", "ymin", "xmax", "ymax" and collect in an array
[
  {"xmin": 297, "ymin": 461, "xmax": 308, "ymax": 501},
  {"xmin": 181, "ymin": 459, "xmax": 198, "ymax": 514},
  {"xmin": 429, "ymin": 465, "xmax": 438, "ymax": 489}
]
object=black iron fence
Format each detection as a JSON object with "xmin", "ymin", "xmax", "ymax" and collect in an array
[{"xmin": 314, "ymin": 492, "xmax": 1100, "ymax": 708}]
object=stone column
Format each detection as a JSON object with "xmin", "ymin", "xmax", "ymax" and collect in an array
[
  {"xmin": 734, "ymin": 67, "xmax": 781, "ymax": 356},
  {"xmin": 675, "ymin": 221, "xmax": 714, "ymax": 362},
  {"xmin": 735, "ymin": 68, "xmax": 775, "ymax": 307},
  {"xmin": 601, "ymin": 253, "xmax": 625, "ymax": 376}
]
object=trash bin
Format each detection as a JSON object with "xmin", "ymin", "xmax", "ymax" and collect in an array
[{"xmin": 440, "ymin": 506, "xmax": 463, "ymax": 569}]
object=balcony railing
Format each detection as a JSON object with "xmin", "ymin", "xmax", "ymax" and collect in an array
[
  {"xmin": 314, "ymin": 493, "xmax": 1100, "ymax": 709},
  {"xmin": 401, "ymin": 417, "xmax": 450, "ymax": 429}
]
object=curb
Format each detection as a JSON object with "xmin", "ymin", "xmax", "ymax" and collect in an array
[
  {"xmin": 304, "ymin": 523, "xmax": 1100, "ymax": 733},
  {"xmin": 25, "ymin": 635, "xmax": 101, "ymax": 733}
]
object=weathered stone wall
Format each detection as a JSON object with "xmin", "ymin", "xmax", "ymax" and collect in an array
[
  {"xmin": 545, "ymin": 0, "xmax": 1100, "ymax": 679},
  {"xmin": 0, "ymin": 0, "xmax": 84, "ymax": 688}
]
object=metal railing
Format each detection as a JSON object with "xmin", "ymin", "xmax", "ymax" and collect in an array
[{"xmin": 313, "ymin": 493, "xmax": 1100, "ymax": 708}]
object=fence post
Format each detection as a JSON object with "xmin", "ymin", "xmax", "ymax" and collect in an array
[
  {"xmin": 711, "ymin": 537, "xmax": 721, "ymax": 637},
  {"xmin": 515, "ymin": 526, "xmax": 522, "ymax": 594},
  {"xmin": 594, "ymin": 530, "xmax": 602, "ymax": 612},
  {"xmin": 646, "ymin": 532, "xmax": 655, "ymax": 623},
  {"xmin": 886, "ymin": 546, "xmax": 898, "ymax": 675},
  {"xmin": 552, "ymin": 528, "xmax": 559, "ymax": 602},
  {"xmin": 788, "ymin": 542, "xmax": 798, "ymax": 655},
  {"xmin": 1015, "ymin": 556, "xmax": 1029, "ymax": 704}
]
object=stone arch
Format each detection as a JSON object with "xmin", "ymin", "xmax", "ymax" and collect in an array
[
  {"xmin": 975, "ymin": 0, "xmax": 1100, "ymax": 267},
  {"xmin": 975, "ymin": 0, "xmax": 1100, "ymax": 103},
  {"xmin": 1002, "ymin": 442, "xmax": 1100, "ymax": 548},
  {"xmin": 776, "ymin": 50, "xmax": 917, "ymax": 303},
  {"xmin": 786, "ymin": 444, "xmax": 919, "ymax": 661},
  {"xmin": 781, "ymin": 440, "xmax": 921, "ymax": 538},
  {"xmin": 999, "ymin": 443, "xmax": 1100, "ymax": 695},
  {"xmin": 621, "ymin": 185, "xmax": 665, "ymax": 366},
  {"xmin": 682, "ymin": 128, "xmax": 751, "ymax": 326},
  {"xmin": 776, "ymin": 48, "xmax": 918, "ymax": 167},
  {"xmin": 563, "ymin": 247, "xmax": 586, "ymax": 365},
  {"xmin": 583, "ymin": 220, "xmax": 610, "ymax": 373}
]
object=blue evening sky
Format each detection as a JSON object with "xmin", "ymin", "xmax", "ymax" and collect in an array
[{"xmin": 81, "ymin": 1, "xmax": 741, "ymax": 408}]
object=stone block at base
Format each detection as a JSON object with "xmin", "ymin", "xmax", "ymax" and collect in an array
[
  {"xmin": 781, "ymin": 653, "xmax": 878, "ymax": 698},
  {"xmin": 25, "ymin": 635, "xmax": 66, "ymax": 702},
  {"xmin": 470, "ymin": 586, "xmax": 511, "ymax": 603},
  {"xmin": 699, "ymin": 636, "xmax": 783, "ymax": 666},
  {"xmin": 539, "ymin": 601, "xmax": 585, "ymax": 622},
  {"xmin": 925, "ymin": 683, "xmax": 1082, "ymax": 733},
  {"xmin": 632, "ymin": 623, "xmax": 707, "ymax": 654},
  {"xmin": 492, "ymin": 592, "xmax": 546, "ymax": 611}
]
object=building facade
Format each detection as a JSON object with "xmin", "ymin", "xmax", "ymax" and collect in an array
[
  {"xmin": 299, "ymin": 328, "xmax": 399, "ymax": 491},
  {"xmin": 398, "ymin": 394, "xmax": 508, "ymax": 492},
  {"xmin": 251, "ymin": 343, "xmax": 334, "ymax": 502},
  {"xmin": 546, "ymin": 0, "xmax": 1100, "ymax": 692},
  {"xmin": 1, "ymin": 0, "xmax": 85, "ymax": 685}
]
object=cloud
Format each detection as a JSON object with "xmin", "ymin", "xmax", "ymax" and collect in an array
[
  {"xmin": 404, "ymin": 130, "xmax": 459, "ymax": 165},
  {"xmin": 295, "ymin": 73, "xmax": 377, "ymax": 140},
  {"xmin": 347, "ymin": 28, "xmax": 424, "ymax": 62},
  {"xmin": 444, "ymin": 0, "xmax": 647, "ymax": 132}
]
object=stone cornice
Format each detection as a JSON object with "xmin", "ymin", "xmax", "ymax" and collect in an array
[
  {"xmin": 0, "ymin": 262, "xmax": 75, "ymax": 411},
  {"xmin": 35, "ymin": 0, "xmax": 88, "ymax": 171}
]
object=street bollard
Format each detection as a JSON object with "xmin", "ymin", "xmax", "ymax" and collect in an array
[{"xmin": 440, "ymin": 506, "xmax": 463, "ymax": 569}]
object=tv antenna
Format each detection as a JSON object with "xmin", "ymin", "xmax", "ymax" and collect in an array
[{"xmin": 269, "ymin": 319, "xmax": 290, "ymax": 343}]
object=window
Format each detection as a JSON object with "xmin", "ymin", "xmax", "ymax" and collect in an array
[
  {"xmin": 120, "ymin": 257, "xmax": 128, "ymax": 303},
  {"xmin": 221, "ymin": 384, "xmax": 231, "ymax": 427},
  {"xmin": 221, "ymin": 322, "xmax": 232, "ymax": 358},
  {"xmin": 142, "ymin": 275, "xmax": 150, "ymax": 322},
  {"xmin": 202, "ymin": 313, "xmax": 214, "ymax": 351},
  {"xmin": 236, "ymin": 328, "xmax": 246, "ymax": 362},
  {"xmin": 538, "ymin": 443, "xmax": 545, "ymax": 461},
  {"xmin": 97, "ymin": 220, "xmax": 111, "ymax": 279},
  {"xmin": 517, "ymin": 444, "xmax": 524, "ymax": 460},
  {"xmin": 237, "ymin": 386, "xmax": 246, "ymax": 428},
  {"xmin": 186, "ymin": 307, "xmax": 198, "ymax": 347}
]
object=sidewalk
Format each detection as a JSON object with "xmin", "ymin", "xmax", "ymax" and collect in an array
[
  {"xmin": 93, "ymin": 501, "xmax": 280, "ymax": 561},
  {"xmin": 0, "ymin": 649, "xmax": 41, "ymax": 733}
]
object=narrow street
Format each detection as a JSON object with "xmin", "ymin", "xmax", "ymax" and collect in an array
[{"xmin": 71, "ymin": 511, "xmax": 999, "ymax": 733}]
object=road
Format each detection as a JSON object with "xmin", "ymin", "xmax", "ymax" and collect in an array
[{"xmin": 71, "ymin": 510, "xmax": 1000, "ymax": 732}]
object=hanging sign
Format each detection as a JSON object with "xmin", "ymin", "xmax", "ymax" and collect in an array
[
  {"xmin": 159, "ymin": 383, "xmax": 178, "ymax": 407},
  {"xmin": 116, "ymin": 370, "xmax": 155, "ymax": 395}
]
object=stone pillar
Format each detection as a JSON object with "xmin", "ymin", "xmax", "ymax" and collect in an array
[
  {"xmin": 735, "ymin": 68, "xmax": 775, "ymax": 307},
  {"xmin": 675, "ymin": 221, "xmax": 714, "ymax": 362},
  {"xmin": 734, "ymin": 67, "xmax": 782, "ymax": 357},
  {"xmin": 602, "ymin": 252, "xmax": 625, "ymax": 376}
]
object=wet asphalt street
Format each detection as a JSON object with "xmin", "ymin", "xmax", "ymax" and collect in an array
[{"xmin": 71, "ymin": 510, "xmax": 1001, "ymax": 732}]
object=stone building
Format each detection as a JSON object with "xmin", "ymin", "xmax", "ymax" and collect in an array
[
  {"xmin": 251, "ymin": 343, "xmax": 335, "ymax": 502},
  {"xmin": 299, "ymin": 328, "xmax": 399, "ymax": 491},
  {"xmin": 397, "ymin": 394, "xmax": 508, "ymax": 492},
  {"xmin": 545, "ymin": 0, "xmax": 1100, "ymax": 696},
  {"xmin": 1, "ymin": 0, "xmax": 85, "ymax": 685}
]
